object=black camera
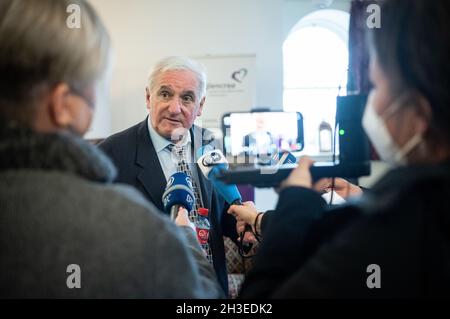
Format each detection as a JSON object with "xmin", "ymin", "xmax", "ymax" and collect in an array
[{"xmin": 217, "ymin": 96, "xmax": 371, "ymax": 187}]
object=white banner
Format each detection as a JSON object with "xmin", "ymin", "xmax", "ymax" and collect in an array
[{"xmin": 196, "ymin": 55, "xmax": 256, "ymax": 130}]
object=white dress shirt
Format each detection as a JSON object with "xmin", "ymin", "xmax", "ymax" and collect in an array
[{"xmin": 147, "ymin": 117, "xmax": 204, "ymax": 202}]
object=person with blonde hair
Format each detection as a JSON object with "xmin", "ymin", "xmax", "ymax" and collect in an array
[{"xmin": 0, "ymin": 0, "xmax": 222, "ymax": 298}]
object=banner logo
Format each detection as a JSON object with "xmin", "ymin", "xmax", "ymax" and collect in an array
[{"xmin": 231, "ymin": 68, "xmax": 248, "ymax": 83}]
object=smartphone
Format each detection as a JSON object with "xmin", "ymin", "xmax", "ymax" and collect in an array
[{"xmin": 222, "ymin": 110, "xmax": 304, "ymax": 157}]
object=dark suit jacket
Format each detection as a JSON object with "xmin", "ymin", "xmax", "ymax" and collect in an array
[
  {"xmin": 98, "ymin": 119, "xmax": 238, "ymax": 293},
  {"xmin": 242, "ymin": 131, "xmax": 273, "ymax": 156}
]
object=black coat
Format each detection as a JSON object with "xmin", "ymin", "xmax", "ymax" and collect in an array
[
  {"xmin": 241, "ymin": 162, "xmax": 450, "ymax": 298},
  {"xmin": 99, "ymin": 119, "xmax": 238, "ymax": 294}
]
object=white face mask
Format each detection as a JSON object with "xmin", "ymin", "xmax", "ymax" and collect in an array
[{"xmin": 362, "ymin": 91, "xmax": 422, "ymax": 165}]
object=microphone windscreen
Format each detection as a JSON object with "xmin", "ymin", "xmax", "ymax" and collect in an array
[
  {"xmin": 196, "ymin": 149, "xmax": 242, "ymax": 205},
  {"xmin": 197, "ymin": 149, "xmax": 228, "ymax": 180},
  {"xmin": 162, "ymin": 172, "xmax": 195, "ymax": 213}
]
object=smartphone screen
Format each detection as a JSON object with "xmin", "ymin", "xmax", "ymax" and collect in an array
[{"xmin": 222, "ymin": 111, "xmax": 304, "ymax": 157}]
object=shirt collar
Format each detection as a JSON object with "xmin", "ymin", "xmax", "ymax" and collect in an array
[{"xmin": 147, "ymin": 117, "xmax": 191, "ymax": 153}]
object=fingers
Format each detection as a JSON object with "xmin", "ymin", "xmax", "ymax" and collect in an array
[
  {"xmin": 333, "ymin": 178, "xmax": 350, "ymax": 189},
  {"xmin": 175, "ymin": 208, "xmax": 195, "ymax": 231},
  {"xmin": 227, "ymin": 201, "xmax": 260, "ymax": 244},
  {"xmin": 243, "ymin": 201, "xmax": 256, "ymax": 208},
  {"xmin": 335, "ymin": 180, "xmax": 363, "ymax": 198},
  {"xmin": 236, "ymin": 219, "xmax": 257, "ymax": 244},
  {"xmin": 236, "ymin": 219, "xmax": 247, "ymax": 233},
  {"xmin": 313, "ymin": 178, "xmax": 331, "ymax": 193},
  {"xmin": 227, "ymin": 202, "xmax": 258, "ymax": 225},
  {"xmin": 314, "ymin": 178, "xmax": 363, "ymax": 199},
  {"xmin": 297, "ymin": 156, "xmax": 314, "ymax": 169},
  {"xmin": 227, "ymin": 205, "xmax": 238, "ymax": 218},
  {"xmin": 242, "ymin": 231, "xmax": 257, "ymax": 244},
  {"xmin": 229, "ymin": 203, "xmax": 259, "ymax": 244},
  {"xmin": 178, "ymin": 207, "xmax": 189, "ymax": 217},
  {"xmin": 281, "ymin": 156, "xmax": 314, "ymax": 190}
]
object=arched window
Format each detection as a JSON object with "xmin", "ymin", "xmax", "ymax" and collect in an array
[{"xmin": 283, "ymin": 9, "xmax": 350, "ymax": 156}]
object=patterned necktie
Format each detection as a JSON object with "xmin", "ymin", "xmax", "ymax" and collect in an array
[{"xmin": 168, "ymin": 144, "xmax": 213, "ymax": 263}]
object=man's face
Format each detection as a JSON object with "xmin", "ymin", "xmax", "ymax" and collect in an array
[
  {"xmin": 255, "ymin": 115, "xmax": 266, "ymax": 131},
  {"xmin": 146, "ymin": 70, "xmax": 205, "ymax": 140}
]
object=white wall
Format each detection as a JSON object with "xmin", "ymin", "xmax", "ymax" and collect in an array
[
  {"xmin": 89, "ymin": 0, "xmax": 351, "ymax": 137},
  {"xmin": 283, "ymin": 0, "xmax": 350, "ymax": 39},
  {"xmin": 90, "ymin": 0, "xmax": 284, "ymax": 135}
]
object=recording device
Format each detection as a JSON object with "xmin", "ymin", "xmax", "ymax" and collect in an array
[
  {"xmin": 216, "ymin": 95, "xmax": 371, "ymax": 187},
  {"xmin": 222, "ymin": 110, "xmax": 304, "ymax": 159},
  {"xmin": 336, "ymin": 95, "xmax": 370, "ymax": 164},
  {"xmin": 162, "ymin": 172, "xmax": 195, "ymax": 220}
]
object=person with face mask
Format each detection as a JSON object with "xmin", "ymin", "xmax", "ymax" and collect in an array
[
  {"xmin": 229, "ymin": 0, "xmax": 450, "ymax": 298},
  {"xmin": 0, "ymin": 0, "xmax": 223, "ymax": 298}
]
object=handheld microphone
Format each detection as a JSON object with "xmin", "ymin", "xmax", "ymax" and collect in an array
[
  {"xmin": 162, "ymin": 172, "xmax": 195, "ymax": 220},
  {"xmin": 197, "ymin": 147, "xmax": 242, "ymax": 205},
  {"xmin": 197, "ymin": 147, "xmax": 254, "ymax": 254}
]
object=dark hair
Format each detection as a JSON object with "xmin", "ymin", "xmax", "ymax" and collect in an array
[{"xmin": 372, "ymin": 0, "xmax": 450, "ymax": 146}]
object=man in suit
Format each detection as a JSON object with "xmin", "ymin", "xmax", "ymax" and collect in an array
[
  {"xmin": 242, "ymin": 113, "xmax": 274, "ymax": 157},
  {"xmin": 99, "ymin": 56, "xmax": 238, "ymax": 294}
]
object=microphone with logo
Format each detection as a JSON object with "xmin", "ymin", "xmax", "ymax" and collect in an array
[
  {"xmin": 196, "ymin": 148, "xmax": 297, "ymax": 205},
  {"xmin": 162, "ymin": 172, "xmax": 195, "ymax": 220},
  {"xmin": 197, "ymin": 147, "xmax": 255, "ymax": 255},
  {"xmin": 197, "ymin": 147, "xmax": 243, "ymax": 205}
]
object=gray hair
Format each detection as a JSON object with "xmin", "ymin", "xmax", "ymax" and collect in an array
[
  {"xmin": 148, "ymin": 56, "xmax": 207, "ymax": 100},
  {"xmin": 0, "ymin": 0, "xmax": 111, "ymax": 123}
]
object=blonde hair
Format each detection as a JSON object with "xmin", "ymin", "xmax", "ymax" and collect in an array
[{"xmin": 0, "ymin": 0, "xmax": 111, "ymax": 122}]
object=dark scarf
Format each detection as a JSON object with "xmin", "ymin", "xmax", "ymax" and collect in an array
[{"xmin": 0, "ymin": 126, "xmax": 116, "ymax": 183}]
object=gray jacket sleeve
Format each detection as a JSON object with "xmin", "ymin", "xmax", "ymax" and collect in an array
[
  {"xmin": 179, "ymin": 226, "xmax": 225, "ymax": 298},
  {"xmin": 145, "ymin": 218, "xmax": 224, "ymax": 298},
  {"xmin": 111, "ymin": 183, "xmax": 224, "ymax": 298}
]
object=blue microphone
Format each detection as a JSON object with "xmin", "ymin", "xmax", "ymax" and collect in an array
[
  {"xmin": 197, "ymin": 147, "xmax": 242, "ymax": 205},
  {"xmin": 197, "ymin": 147, "xmax": 254, "ymax": 253},
  {"xmin": 162, "ymin": 172, "xmax": 195, "ymax": 220},
  {"xmin": 209, "ymin": 165, "xmax": 243, "ymax": 205}
]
